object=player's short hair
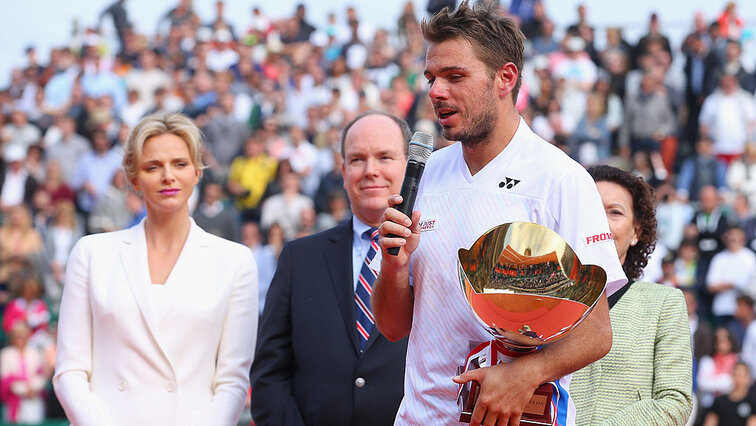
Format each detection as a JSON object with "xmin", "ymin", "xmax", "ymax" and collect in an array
[{"xmin": 421, "ymin": 0, "xmax": 525, "ymax": 103}]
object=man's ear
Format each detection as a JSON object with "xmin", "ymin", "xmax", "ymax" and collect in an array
[{"xmin": 496, "ymin": 62, "xmax": 519, "ymax": 99}]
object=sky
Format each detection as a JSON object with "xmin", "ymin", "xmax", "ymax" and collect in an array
[{"xmin": 1, "ymin": 0, "xmax": 755, "ymax": 87}]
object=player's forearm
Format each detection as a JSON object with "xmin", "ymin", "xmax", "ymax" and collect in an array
[
  {"xmin": 372, "ymin": 270, "xmax": 413, "ymax": 342},
  {"xmin": 517, "ymin": 294, "xmax": 612, "ymax": 385}
]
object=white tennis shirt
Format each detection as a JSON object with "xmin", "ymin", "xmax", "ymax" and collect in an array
[{"xmin": 394, "ymin": 118, "xmax": 626, "ymax": 425}]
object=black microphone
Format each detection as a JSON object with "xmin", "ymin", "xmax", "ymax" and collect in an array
[{"xmin": 387, "ymin": 131, "xmax": 434, "ymax": 256}]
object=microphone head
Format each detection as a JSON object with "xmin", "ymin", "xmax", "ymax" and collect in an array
[{"xmin": 408, "ymin": 131, "xmax": 434, "ymax": 163}]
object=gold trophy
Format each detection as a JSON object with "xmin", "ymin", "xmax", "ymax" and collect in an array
[{"xmin": 456, "ymin": 222, "xmax": 607, "ymax": 425}]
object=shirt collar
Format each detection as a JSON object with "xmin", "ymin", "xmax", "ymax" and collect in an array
[{"xmin": 352, "ymin": 215, "xmax": 373, "ymax": 240}]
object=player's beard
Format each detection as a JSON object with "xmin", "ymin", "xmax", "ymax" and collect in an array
[{"xmin": 441, "ymin": 80, "xmax": 498, "ymax": 149}]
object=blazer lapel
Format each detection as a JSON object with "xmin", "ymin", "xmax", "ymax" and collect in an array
[
  {"xmin": 325, "ymin": 220, "xmax": 361, "ymax": 355},
  {"xmin": 119, "ymin": 220, "xmax": 164, "ymax": 348}
]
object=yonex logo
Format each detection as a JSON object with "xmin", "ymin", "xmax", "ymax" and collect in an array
[{"xmin": 499, "ymin": 177, "xmax": 520, "ymax": 189}]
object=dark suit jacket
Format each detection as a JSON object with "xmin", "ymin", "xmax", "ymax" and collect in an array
[{"xmin": 250, "ymin": 220, "xmax": 408, "ymax": 426}]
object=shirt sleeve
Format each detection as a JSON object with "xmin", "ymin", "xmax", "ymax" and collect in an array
[{"xmin": 545, "ymin": 168, "xmax": 627, "ymax": 296}]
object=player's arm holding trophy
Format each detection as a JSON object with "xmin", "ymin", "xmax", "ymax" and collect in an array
[{"xmin": 375, "ymin": 199, "xmax": 614, "ymax": 425}]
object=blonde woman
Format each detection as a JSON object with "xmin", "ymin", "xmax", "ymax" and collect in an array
[{"xmin": 53, "ymin": 113, "xmax": 258, "ymax": 426}]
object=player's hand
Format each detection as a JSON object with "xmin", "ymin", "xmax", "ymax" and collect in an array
[
  {"xmin": 453, "ymin": 362, "xmax": 541, "ymax": 426},
  {"xmin": 378, "ymin": 194, "xmax": 421, "ymax": 266}
]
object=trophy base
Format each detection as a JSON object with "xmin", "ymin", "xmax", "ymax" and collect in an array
[{"xmin": 457, "ymin": 341, "xmax": 557, "ymax": 425}]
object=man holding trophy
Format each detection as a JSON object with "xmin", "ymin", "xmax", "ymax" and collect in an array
[{"xmin": 371, "ymin": 2, "xmax": 627, "ymax": 425}]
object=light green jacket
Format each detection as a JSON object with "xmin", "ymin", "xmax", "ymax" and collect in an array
[{"xmin": 571, "ymin": 281, "xmax": 693, "ymax": 425}]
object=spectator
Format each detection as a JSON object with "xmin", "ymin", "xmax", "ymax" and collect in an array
[
  {"xmin": 676, "ymin": 135, "xmax": 728, "ymax": 202},
  {"xmin": 742, "ymin": 303, "xmax": 756, "ymax": 380},
  {"xmin": 619, "ymin": 69, "xmax": 675, "ymax": 181},
  {"xmin": 121, "ymin": 89, "xmax": 150, "ymax": 128},
  {"xmin": 260, "ymin": 171, "xmax": 314, "ymax": 241},
  {"xmin": 240, "ymin": 221, "xmax": 276, "ymax": 316},
  {"xmin": 568, "ymin": 92, "xmax": 611, "ymax": 166},
  {"xmin": 706, "ymin": 226, "xmax": 756, "ymax": 324},
  {"xmin": 691, "ymin": 185, "xmax": 730, "ymax": 283},
  {"xmin": 88, "ymin": 169, "xmax": 140, "ymax": 233},
  {"xmin": 37, "ymin": 160, "xmax": 75, "ymax": 207},
  {"xmin": 520, "ymin": 0, "xmax": 546, "ymax": 40},
  {"xmin": 287, "ymin": 125, "xmax": 319, "ymax": 197},
  {"xmin": 682, "ymin": 33, "xmax": 709, "ymax": 148},
  {"xmin": 1, "ymin": 269, "xmax": 52, "ymax": 351},
  {"xmin": 656, "ymin": 183, "xmax": 695, "ymax": 252},
  {"xmin": 313, "ymin": 147, "xmax": 345, "ymax": 213},
  {"xmin": 41, "ymin": 200, "xmax": 84, "ymax": 311},
  {"xmin": 704, "ymin": 362, "xmax": 756, "ymax": 426},
  {"xmin": 732, "ymin": 193, "xmax": 754, "ymax": 231},
  {"xmin": 0, "ymin": 145, "xmax": 36, "ymax": 213},
  {"xmin": 98, "ymin": 0, "xmax": 132, "ymax": 55},
  {"xmin": 159, "ymin": 0, "xmax": 198, "ymax": 35},
  {"xmin": 697, "ymin": 327, "xmax": 739, "ymax": 409},
  {"xmin": 727, "ymin": 144, "xmax": 756, "ymax": 210},
  {"xmin": 530, "ymin": 19, "xmax": 559, "ymax": 56},
  {"xmin": 1, "ymin": 110, "xmax": 41, "ymax": 158},
  {"xmin": 566, "ymin": 4, "xmax": 599, "ymax": 63},
  {"xmin": 0, "ymin": 205, "xmax": 43, "ymax": 286},
  {"xmin": 0, "ymin": 322, "xmax": 49, "ymax": 425},
  {"xmin": 699, "ymin": 73, "xmax": 756, "ymax": 166},
  {"xmin": 206, "ymin": 1, "xmax": 236, "ymax": 39},
  {"xmin": 295, "ymin": 204, "xmax": 317, "ymax": 238},
  {"xmin": 265, "ymin": 221, "xmax": 285, "ymax": 259},
  {"xmin": 634, "ymin": 13, "xmax": 673, "ymax": 67},
  {"xmin": 684, "ymin": 288, "xmax": 715, "ymax": 363},
  {"xmin": 71, "ymin": 129, "xmax": 122, "ymax": 214},
  {"xmin": 227, "ymin": 134, "xmax": 278, "ymax": 222},
  {"xmin": 202, "ymin": 92, "xmax": 250, "ymax": 178},
  {"xmin": 728, "ymin": 294, "xmax": 756, "ymax": 349},
  {"xmin": 676, "ymin": 240, "xmax": 700, "ymax": 290},
  {"xmin": 716, "ymin": 2, "xmax": 744, "ymax": 41},
  {"xmin": 705, "ymin": 39, "xmax": 754, "ymax": 95},
  {"xmin": 316, "ymin": 188, "xmax": 351, "ymax": 231},
  {"xmin": 45, "ymin": 116, "xmax": 89, "ymax": 187},
  {"xmin": 192, "ymin": 180, "xmax": 239, "ymax": 242},
  {"xmin": 552, "ymin": 36, "xmax": 598, "ymax": 133}
]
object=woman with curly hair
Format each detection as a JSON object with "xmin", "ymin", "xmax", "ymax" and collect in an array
[{"xmin": 571, "ymin": 165, "xmax": 693, "ymax": 425}]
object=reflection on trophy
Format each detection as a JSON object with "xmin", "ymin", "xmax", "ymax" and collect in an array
[{"xmin": 456, "ymin": 222, "xmax": 607, "ymax": 425}]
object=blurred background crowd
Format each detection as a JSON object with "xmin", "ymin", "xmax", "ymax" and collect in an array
[{"xmin": 1, "ymin": 0, "xmax": 756, "ymax": 424}]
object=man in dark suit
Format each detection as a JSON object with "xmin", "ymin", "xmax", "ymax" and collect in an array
[{"xmin": 250, "ymin": 111, "xmax": 410, "ymax": 426}]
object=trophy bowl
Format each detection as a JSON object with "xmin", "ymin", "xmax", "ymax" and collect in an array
[
  {"xmin": 455, "ymin": 222, "xmax": 608, "ymax": 424},
  {"xmin": 457, "ymin": 222, "xmax": 607, "ymax": 351}
]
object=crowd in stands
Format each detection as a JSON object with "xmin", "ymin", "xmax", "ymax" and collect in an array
[{"xmin": 1, "ymin": 0, "xmax": 756, "ymax": 423}]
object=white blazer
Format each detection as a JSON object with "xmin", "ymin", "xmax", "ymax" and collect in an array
[{"xmin": 53, "ymin": 219, "xmax": 258, "ymax": 426}]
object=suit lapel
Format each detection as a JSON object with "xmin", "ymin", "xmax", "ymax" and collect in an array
[
  {"xmin": 325, "ymin": 220, "xmax": 361, "ymax": 355},
  {"xmin": 119, "ymin": 220, "xmax": 165, "ymax": 350},
  {"xmin": 119, "ymin": 219, "xmax": 210, "ymax": 373}
]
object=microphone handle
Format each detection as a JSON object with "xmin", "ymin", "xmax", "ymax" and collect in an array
[{"xmin": 387, "ymin": 160, "xmax": 425, "ymax": 256}]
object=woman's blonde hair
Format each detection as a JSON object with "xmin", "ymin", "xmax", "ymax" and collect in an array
[{"xmin": 122, "ymin": 112, "xmax": 205, "ymax": 181}]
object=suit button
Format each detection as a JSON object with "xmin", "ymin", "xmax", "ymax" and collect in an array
[
  {"xmin": 355, "ymin": 377, "xmax": 366, "ymax": 388},
  {"xmin": 117, "ymin": 381, "xmax": 127, "ymax": 391},
  {"xmin": 165, "ymin": 382, "xmax": 176, "ymax": 392}
]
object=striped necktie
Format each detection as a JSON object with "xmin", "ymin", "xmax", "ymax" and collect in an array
[{"xmin": 355, "ymin": 228, "xmax": 379, "ymax": 352}]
